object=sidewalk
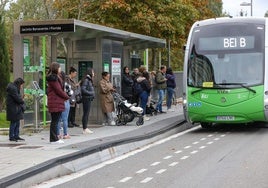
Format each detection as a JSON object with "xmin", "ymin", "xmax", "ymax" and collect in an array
[{"xmin": 0, "ymin": 104, "xmax": 189, "ymax": 188}]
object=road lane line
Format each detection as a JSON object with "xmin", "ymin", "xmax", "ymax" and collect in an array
[
  {"xmin": 163, "ymin": 155, "xmax": 172, "ymax": 159},
  {"xmin": 140, "ymin": 177, "xmax": 153, "ymax": 183},
  {"xmin": 199, "ymin": 146, "xmax": 206, "ymax": 149},
  {"xmin": 175, "ymin": 150, "xmax": 182, "ymax": 154},
  {"xmin": 151, "ymin": 161, "xmax": 161, "ymax": 166},
  {"xmin": 119, "ymin": 177, "xmax": 132, "ymax": 183},
  {"xmin": 190, "ymin": 150, "xmax": 198, "ymax": 154},
  {"xmin": 136, "ymin": 169, "xmax": 147, "ymax": 174},
  {"xmin": 180, "ymin": 156, "xmax": 189, "ymax": 160},
  {"xmin": 156, "ymin": 169, "xmax": 167, "ymax": 174},
  {"xmin": 184, "ymin": 145, "xmax": 191, "ymax": 149},
  {"xmin": 169, "ymin": 162, "xmax": 179, "ymax": 166}
]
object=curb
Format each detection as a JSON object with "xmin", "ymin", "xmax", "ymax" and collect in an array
[{"xmin": 0, "ymin": 115, "xmax": 188, "ymax": 188}]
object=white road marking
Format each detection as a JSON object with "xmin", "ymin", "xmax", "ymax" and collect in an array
[
  {"xmin": 207, "ymin": 141, "xmax": 213, "ymax": 145},
  {"xmin": 136, "ymin": 169, "xmax": 147, "ymax": 174},
  {"xmin": 214, "ymin": 138, "xmax": 220, "ymax": 141},
  {"xmin": 169, "ymin": 162, "xmax": 179, "ymax": 166},
  {"xmin": 184, "ymin": 145, "xmax": 191, "ymax": 149},
  {"xmin": 221, "ymin": 134, "xmax": 226, "ymax": 137},
  {"xmin": 200, "ymin": 138, "xmax": 206, "ymax": 141},
  {"xmin": 190, "ymin": 150, "xmax": 198, "ymax": 154},
  {"xmin": 119, "ymin": 177, "xmax": 132, "ymax": 183},
  {"xmin": 156, "ymin": 169, "xmax": 167, "ymax": 174},
  {"xmin": 151, "ymin": 161, "xmax": 161, "ymax": 166},
  {"xmin": 207, "ymin": 134, "xmax": 213, "ymax": 137},
  {"xmin": 163, "ymin": 155, "xmax": 172, "ymax": 159},
  {"xmin": 181, "ymin": 156, "xmax": 189, "ymax": 160},
  {"xmin": 199, "ymin": 146, "xmax": 206, "ymax": 149},
  {"xmin": 192, "ymin": 141, "xmax": 199, "ymax": 145},
  {"xmin": 140, "ymin": 177, "xmax": 153, "ymax": 183},
  {"xmin": 175, "ymin": 150, "xmax": 182, "ymax": 154}
]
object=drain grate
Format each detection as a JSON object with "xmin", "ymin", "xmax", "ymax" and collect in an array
[
  {"xmin": 17, "ymin": 146, "xmax": 43, "ymax": 149},
  {"xmin": 0, "ymin": 143, "xmax": 25, "ymax": 147}
]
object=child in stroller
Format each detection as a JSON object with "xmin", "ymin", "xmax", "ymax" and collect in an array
[{"xmin": 112, "ymin": 92, "xmax": 144, "ymax": 126}]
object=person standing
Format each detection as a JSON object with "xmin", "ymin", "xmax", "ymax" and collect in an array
[
  {"xmin": 121, "ymin": 66, "xmax": 133, "ymax": 103},
  {"xmin": 131, "ymin": 68, "xmax": 140, "ymax": 106},
  {"xmin": 6, "ymin": 77, "xmax": 26, "ymax": 142},
  {"xmin": 57, "ymin": 71, "xmax": 72, "ymax": 139},
  {"xmin": 166, "ymin": 67, "xmax": 176, "ymax": 112},
  {"xmin": 46, "ymin": 62, "xmax": 69, "ymax": 144},
  {"xmin": 80, "ymin": 68, "xmax": 95, "ymax": 134},
  {"xmin": 66, "ymin": 66, "xmax": 80, "ymax": 128},
  {"xmin": 99, "ymin": 72, "xmax": 116, "ymax": 126},
  {"xmin": 138, "ymin": 71, "xmax": 151, "ymax": 121},
  {"xmin": 155, "ymin": 65, "xmax": 167, "ymax": 113}
]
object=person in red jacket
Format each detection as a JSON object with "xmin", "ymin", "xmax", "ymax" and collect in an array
[{"xmin": 46, "ymin": 62, "xmax": 69, "ymax": 144}]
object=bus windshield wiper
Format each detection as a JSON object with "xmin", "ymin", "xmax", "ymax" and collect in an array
[{"xmin": 216, "ymin": 83, "xmax": 256, "ymax": 94}]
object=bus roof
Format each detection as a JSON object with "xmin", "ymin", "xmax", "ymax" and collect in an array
[{"xmin": 193, "ymin": 17, "xmax": 266, "ymax": 27}]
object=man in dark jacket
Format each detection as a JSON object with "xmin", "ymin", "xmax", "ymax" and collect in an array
[{"xmin": 6, "ymin": 77, "xmax": 26, "ymax": 142}]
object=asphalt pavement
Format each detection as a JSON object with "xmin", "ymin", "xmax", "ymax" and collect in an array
[{"xmin": 0, "ymin": 104, "xmax": 191, "ymax": 188}]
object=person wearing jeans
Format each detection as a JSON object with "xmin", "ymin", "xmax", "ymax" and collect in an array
[
  {"xmin": 6, "ymin": 77, "xmax": 26, "ymax": 142},
  {"xmin": 57, "ymin": 100, "xmax": 71, "ymax": 139},
  {"xmin": 155, "ymin": 65, "xmax": 167, "ymax": 113},
  {"xmin": 166, "ymin": 67, "xmax": 176, "ymax": 112},
  {"xmin": 138, "ymin": 71, "xmax": 151, "ymax": 120}
]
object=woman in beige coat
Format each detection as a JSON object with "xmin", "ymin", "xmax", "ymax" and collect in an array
[{"xmin": 99, "ymin": 72, "xmax": 116, "ymax": 126}]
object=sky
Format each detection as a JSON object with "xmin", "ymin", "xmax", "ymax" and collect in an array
[{"xmin": 222, "ymin": 0, "xmax": 267, "ymax": 17}]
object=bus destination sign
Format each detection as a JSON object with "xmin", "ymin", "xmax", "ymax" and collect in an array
[
  {"xmin": 20, "ymin": 24, "xmax": 75, "ymax": 34},
  {"xmin": 198, "ymin": 36, "xmax": 255, "ymax": 50}
]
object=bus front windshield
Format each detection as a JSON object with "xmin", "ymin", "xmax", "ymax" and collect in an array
[{"xmin": 188, "ymin": 23, "xmax": 264, "ymax": 88}]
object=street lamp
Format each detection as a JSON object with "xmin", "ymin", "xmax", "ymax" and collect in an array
[{"xmin": 240, "ymin": 0, "xmax": 253, "ymax": 16}]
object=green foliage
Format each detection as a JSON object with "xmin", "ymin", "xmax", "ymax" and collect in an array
[
  {"xmin": 0, "ymin": 16, "xmax": 10, "ymax": 112},
  {"xmin": 0, "ymin": 112, "xmax": 9, "ymax": 128}
]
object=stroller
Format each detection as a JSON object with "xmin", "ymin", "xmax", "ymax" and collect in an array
[
  {"xmin": 112, "ymin": 92, "xmax": 144, "ymax": 126},
  {"xmin": 146, "ymin": 99, "xmax": 158, "ymax": 116}
]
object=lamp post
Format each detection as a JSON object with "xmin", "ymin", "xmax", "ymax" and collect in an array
[{"xmin": 240, "ymin": 0, "xmax": 253, "ymax": 16}]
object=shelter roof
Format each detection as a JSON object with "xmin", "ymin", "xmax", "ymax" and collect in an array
[{"xmin": 16, "ymin": 19, "xmax": 166, "ymax": 49}]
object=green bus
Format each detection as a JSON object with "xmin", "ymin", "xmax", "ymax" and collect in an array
[{"xmin": 183, "ymin": 17, "xmax": 267, "ymax": 128}]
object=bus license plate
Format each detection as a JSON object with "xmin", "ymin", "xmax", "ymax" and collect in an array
[{"xmin": 216, "ymin": 116, "xmax": 235, "ymax": 121}]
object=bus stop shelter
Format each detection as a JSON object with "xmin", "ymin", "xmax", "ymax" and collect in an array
[{"xmin": 13, "ymin": 19, "xmax": 166, "ymax": 126}]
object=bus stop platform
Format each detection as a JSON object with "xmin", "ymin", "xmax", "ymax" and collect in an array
[{"xmin": 0, "ymin": 104, "xmax": 191, "ymax": 188}]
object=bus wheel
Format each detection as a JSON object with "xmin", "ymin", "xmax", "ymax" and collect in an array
[{"xmin": 200, "ymin": 123, "xmax": 212, "ymax": 129}]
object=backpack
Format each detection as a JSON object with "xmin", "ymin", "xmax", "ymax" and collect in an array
[{"xmin": 133, "ymin": 81, "xmax": 143, "ymax": 95}]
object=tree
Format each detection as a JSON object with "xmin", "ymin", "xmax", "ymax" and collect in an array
[{"xmin": 0, "ymin": 16, "xmax": 10, "ymax": 111}]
